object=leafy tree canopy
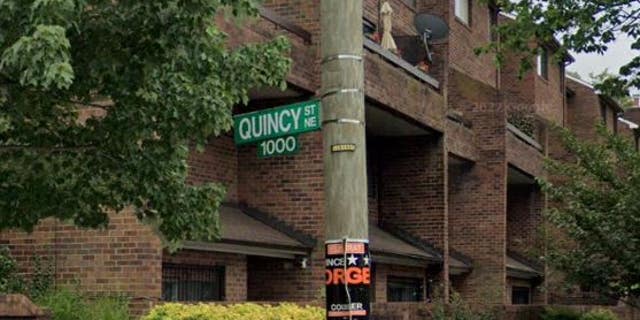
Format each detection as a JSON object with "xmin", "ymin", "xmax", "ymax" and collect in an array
[
  {"xmin": 0, "ymin": 0, "xmax": 291, "ymax": 243},
  {"xmin": 485, "ymin": 0, "xmax": 639, "ymax": 98},
  {"xmin": 540, "ymin": 125, "xmax": 640, "ymax": 305}
]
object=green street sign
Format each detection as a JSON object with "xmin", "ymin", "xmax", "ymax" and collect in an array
[
  {"xmin": 234, "ymin": 100, "xmax": 321, "ymax": 145},
  {"xmin": 258, "ymin": 136, "xmax": 300, "ymax": 158}
]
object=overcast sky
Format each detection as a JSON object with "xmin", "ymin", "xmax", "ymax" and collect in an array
[{"xmin": 568, "ymin": 34, "xmax": 639, "ymax": 94}]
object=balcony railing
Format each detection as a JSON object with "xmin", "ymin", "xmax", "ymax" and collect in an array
[
  {"xmin": 507, "ymin": 123, "xmax": 543, "ymax": 151},
  {"xmin": 363, "ymin": 37, "xmax": 440, "ymax": 89}
]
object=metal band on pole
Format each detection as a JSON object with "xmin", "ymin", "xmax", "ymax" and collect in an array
[
  {"xmin": 322, "ymin": 118, "xmax": 364, "ymax": 126},
  {"xmin": 320, "ymin": 88, "xmax": 362, "ymax": 99},
  {"xmin": 321, "ymin": 54, "xmax": 363, "ymax": 64}
]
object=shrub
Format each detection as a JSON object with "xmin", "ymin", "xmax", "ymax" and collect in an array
[
  {"xmin": 143, "ymin": 302, "xmax": 324, "ymax": 320},
  {"xmin": 35, "ymin": 288, "xmax": 129, "ymax": 320},
  {"xmin": 0, "ymin": 246, "xmax": 25, "ymax": 294},
  {"xmin": 582, "ymin": 309, "xmax": 619, "ymax": 320},
  {"xmin": 0, "ymin": 245, "xmax": 53, "ymax": 298},
  {"xmin": 541, "ymin": 307, "xmax": 582, "ymax": 320}
]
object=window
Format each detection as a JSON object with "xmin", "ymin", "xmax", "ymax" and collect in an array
[
  {"xmin": 455, "ymin": 0, "xmax": 470, "ymax": 25},
  {"xmin": 162, "ymin": 263, "xmax": 225, "ymax": 302},
  {"xmin": 387, "ymin": 277, "xmax": 424, "ymax": 302},
  {"xmin": 512, "ymin": 286, "xmax": 531, "ymax": 305},
  {"xmin": 537, "ymin": 48, "xmax": 548, "ymax": 79},
  {"xmin": 600, "ymin": 105, "xmax": 607, "ymax": 125}
]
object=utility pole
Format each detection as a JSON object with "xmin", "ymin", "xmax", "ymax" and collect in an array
[{"xmin": 321, "ymin": 1, "xmax": 370, "ymax": 320}]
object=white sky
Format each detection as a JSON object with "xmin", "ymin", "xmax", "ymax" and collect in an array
[{"xmin": 567, "ymin": 33, "xmax": 639, "ymax": 95}]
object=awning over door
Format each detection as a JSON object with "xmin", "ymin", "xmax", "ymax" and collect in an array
[
  {"xmin": 507, "ymin": 254, "xmax": 543, "ymax": 279},
  {"xmin": 183, "ymin": 206, "xmax": 312, "ymax": 259}
]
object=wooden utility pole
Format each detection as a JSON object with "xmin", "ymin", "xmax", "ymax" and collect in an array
[{"xmin": 321, "ymin": 1, "xmax": 370, "ymax": 319}]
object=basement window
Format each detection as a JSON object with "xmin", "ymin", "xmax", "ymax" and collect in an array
[
  {"xmin": 162, "ymin": 263, "xmax": 225, "ymax": 302},
  {"xmin": 511, "ymin": 286, "xmax": 531, "ymax": 305},
  {"xmin": 387, "ymin": 276, "xmax": 424, "ymax": 302}
]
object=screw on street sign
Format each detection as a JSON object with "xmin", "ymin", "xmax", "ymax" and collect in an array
[
  {"xmin": 233, "ymin": 100, "xmax": 321, "ymax": 146},
  {"xmin": 258, "ymin": 136, "xmax": 300, "ymax": 158}
]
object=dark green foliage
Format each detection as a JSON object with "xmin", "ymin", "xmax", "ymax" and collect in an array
[
  {"xmin": 541, "ymin": 307, "xmax": 583, "ymax": 320},
  {"xmin": 478, "ymin": 0, "xmax": 638, "ymax": 98},
  {"xmin": 541, "ymin": 307, "xmax": 619, "ymax": 320},
  {"xmin": 507, "ymin": 108, "xmax": 537, "ymax": 138},
  {"xmin": 0, "ymin": 246, "xmax": 25, "ymax": 294},
  {"xmin": 35, "ymin": 288, "xmax": 129, "ymax": 320},
  {"xmin": 0, "ymin": 245, "xmax": 53, "ymax": 298},
  {"xmin": 582, "ymin": 309, "xmax": 619, "ymax": 320},
  {"xmin": 0, "ymin": 1, "xmax": 291, "ymax": 244},
  {"xmin": 539, "ymin": 125, "xmax": 640, "ymax": 304}
]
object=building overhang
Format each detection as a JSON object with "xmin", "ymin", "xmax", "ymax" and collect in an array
[
  {"xmin": 507, "ymin": 253, "xmax": 543, "ymax": 280},
  {"xmin": 366, "ymin": 103, "xmax": 437, "ymax": 137},
  {"xmin": 182, "ymin": 205, "xmax": 313, "ymax": 260}
]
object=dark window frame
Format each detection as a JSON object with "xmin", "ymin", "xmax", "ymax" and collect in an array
[
  {"xmin": 162, "ymin": 263, "xmax": 226, "ymax": 302},
  {"xmin": 455, "ymin": 0, "xmax": 472, "ymax": 27},
  {"xmin": 387, "ymin": 276, "xmax": 425, "ymax": 302},
  {"xmin": 511, "ymin": 286, "xmax": 531, "ymax": 305},
  {"xmin": 537, "ymin": 48, "xmax": 549, "ymax": 80}
]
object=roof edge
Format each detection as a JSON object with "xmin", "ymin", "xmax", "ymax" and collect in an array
[
  {"xmin": 225, "ymin": 202, "xmax": 317, "ymax": 248},
  {"xmin": 378, "ymin": 222, "xmax": 444, "ymax": 261}
]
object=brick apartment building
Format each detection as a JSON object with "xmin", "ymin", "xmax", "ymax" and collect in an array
[{"xmin": 1, "ymin": 1, "xmax": 638, "ymax": 319}]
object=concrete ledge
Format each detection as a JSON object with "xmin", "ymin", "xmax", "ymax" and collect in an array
[
  {"xmin": 364, "ymin": 37, "xmax": 440, "ymax": 89},
  {"xmin": 507, "ymin": 123, "xmax": 543, "ymax": 151}
]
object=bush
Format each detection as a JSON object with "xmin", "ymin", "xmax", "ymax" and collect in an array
[
  {"xmin": 35, "ymin": 288, "xmax": 129, "ymax": 320},
  {"xmin": 541, "ymin": 307, "xmax": 583, "ymax": 320},
  {"xmin": 0, "ymin": 245, "xmax": 53, "ymax": 298},
  {"xmin": 0, "ymin": 246, "xmax": 25, "ymax": 294},
  {"xmin": 143, "ymin": 302, "xmax": 324, "ymax": 320},
  {"xmin": 582, "ymin": 309, "xmax": 619, "ymax": 320}
]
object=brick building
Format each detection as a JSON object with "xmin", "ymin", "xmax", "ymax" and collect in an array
[{"xmin": 1, "ymin": 1, "xmax": 635, "ymax": 318}]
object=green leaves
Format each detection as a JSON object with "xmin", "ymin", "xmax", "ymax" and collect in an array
[
  {"xmin": 541, "ymin": 124, "xmax": 640, "ymax": 301},
  {"xmin": 482, "ymin": 0, "xmax": 640, "ymax": 95},
  {"xmin": 0, "ymin": 0, "xmax": 291, "ymax": 244},
  {"xmin": 1, "ymin": 25, "xmax": 73, "ymax": 89}
]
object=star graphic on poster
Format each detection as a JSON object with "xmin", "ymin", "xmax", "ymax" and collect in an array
[
  {"xmin": 363, "ymin": 255, "xmax": 370, "ymax": 266},
  {"xmin": 347, "ymin": 254, "xmax": 358, "ymax": 266}
]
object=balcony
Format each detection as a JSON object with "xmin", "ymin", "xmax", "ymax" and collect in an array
[{"xmin": 364, "ymin": 37, "xmax": 439, "ymax": 89}]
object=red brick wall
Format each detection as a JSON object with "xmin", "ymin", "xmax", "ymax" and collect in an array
[
  {"xmin": 566, "ymin": 79, "xmax": 605, "ymax": 142},
  {"xmin": 0, "ymin": 212, "xmax": 163, "ymax": 316},
  {"xmin": 364, "ymin": 0, "xmax": 418, "ymax": 36},
  {"xmin": 236, "ymin": 131, "xmax": 324, "ymax": 303},
  {"xmin": 246, "ymin": 256, "xmax": 317, "ymax": 302},
  {"xmin": 378, "ymin": 136, "xmax": 447, "ymax": 250},
  {"xmin": 447, "ymin": 69, "xmax": 507, "ymax": 305},
  {"xmin": 506, "ymin": 132, "xmax": 544, "ymax": 178},
  {"xmin": 364, "ymin": 52, "xmax": 447, "ymax": 132},
  {"xmin": 163, "ymin": 249, "xmax": 247, "ymax": 302},
  {"xmin": 448, "ymin": 0, "xmax": 497, "ymax": 88},
  {"xmin": 188, "ymin": 135, "xmax": 238, "ymax": 202},
  {"xmin": 506, "ymin": 185, "xmax": 543, "ymax": 256}
]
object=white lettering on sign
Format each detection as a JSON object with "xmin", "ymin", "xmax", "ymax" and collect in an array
[
  {"xmin": 234, "ymin": 100, "xmax": 321, "ymax": 145},
  {"xmin": 240, "ymin": 108, "xmax": 306, "ymax": 141},
  {"xmin": 239, "ymin": 118, "xmax": 252, "ymax": 140}
]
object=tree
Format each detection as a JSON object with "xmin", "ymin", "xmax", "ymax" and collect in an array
[
  {"xmin": 589, "ymin": 69, "xmax": 636, "ymax": 109},
  {"xmin": 486, "ymin": 0, "xmax": 639, "ymax": 98},
  {"xmin": 540, "ymin": 125, "xmax": 640, "ymax": 306},
  {"xmin": 0, "ymin": 1, "xmax": 291, "ymax": 243}
]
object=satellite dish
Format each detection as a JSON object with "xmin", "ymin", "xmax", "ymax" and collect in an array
[{"xmin": 414, "ymin": 14, "xmax": 449, "ymax": 63}]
